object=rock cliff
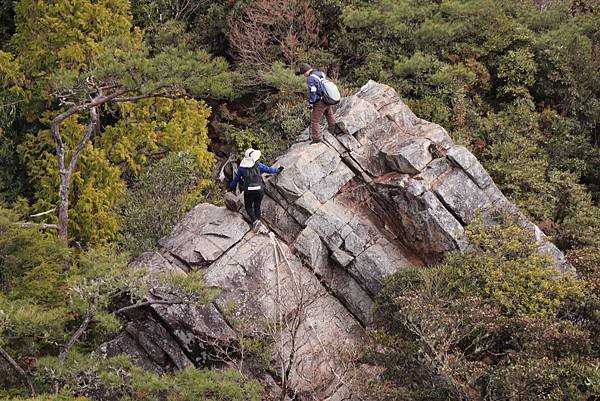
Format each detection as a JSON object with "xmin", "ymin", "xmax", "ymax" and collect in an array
[{"xmin": 101, "ymin": 81, "xmax": 569, "ymax": 400}]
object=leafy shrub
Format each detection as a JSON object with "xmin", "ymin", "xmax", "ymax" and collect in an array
[
  {"xmin": 486, "ymin": 358, "xmax": 600, "ymax": 401},
  {"xmin": 120, "ymin": 151, "xmax": 216, "ymax": 256},
  {"xmin": 366, "ymin": 215, "xmax": 598, "ymax": 401},
  {"xmin": 463, "ymin": 215, "xmax": 586, "ymax": 318}
]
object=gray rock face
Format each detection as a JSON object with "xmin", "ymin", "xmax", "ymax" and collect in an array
[
  {"xmin": 159, "ymin": 204, "xmax": 249, "ymax": 266},
  {"xmin": 105, "ymin": 80, "xmax": 570, "ymax": 400}
]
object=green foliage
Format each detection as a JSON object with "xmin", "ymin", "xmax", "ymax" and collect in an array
[
  {"xmin": 262, "ymin": 62, "xmax": 306, "ymax": 94},
  {"xmin": 11, "ymin": 0, "xmax": 140, "ymax": 113},
  {"xmin": 17, "ymin": 116, "xmax": 126, "ymax": 244},
  {"xmin": 34, "ymin": 352, "xmax": 262, "ymax": 401},
  {"xmin": 486, "ymin": 358, "xmax": 600, "ymax": 401},
  {"xmin": 0, "ymin": 204, "xmax": 228, "ymax": 397},
  {"xmin": 120, "ymin": 151, "xmax": 217, "ymax": 256},
  {"xmin": 99, "ymin": 98, "xmax": 215, "ymax": 177},
  {"xmin": 2, "ymin": 0, "xmax": 235, "ymax": 245},
  {"xmin": 462, "ymin": 215, "xmax": 586, "ymax": 318},
  {"xmin": 367, "ymin": 215, "xmax": 599, "ymax": 401},
  {"xmin": 219, "ymin": 61, "xmax": 310, "ymax": 163},
  {"xmin": 131, "ymin": 367, "xmax": 262, "ymax": 401},
  {"xmin": 16, "ymin": 95, "xmax": 219, "ymax": 245},
  {"xmin": 0, "ymin": 208, "xmax": 70, "ymax": 305},
  {"xmin": 496, "ymin": 48, "xmax": 537, "ymax": 98}
]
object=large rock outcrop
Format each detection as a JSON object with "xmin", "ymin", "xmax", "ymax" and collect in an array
[{"xmin": 101, "ymin": 81, "xmax": 569, "ymax": 400}]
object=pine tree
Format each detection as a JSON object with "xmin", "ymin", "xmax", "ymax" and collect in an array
[{"xmin": 2, "ymin": 0, "xmax": 236, "ymax": 244}]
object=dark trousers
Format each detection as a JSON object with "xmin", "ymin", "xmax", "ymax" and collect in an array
[
  {"xmin": 310, "ymin": 100, "xmax": 336, "ymax": 140},
  {"xmin": 244, "ymin": 190, "xmax": 263, "ymax": 223}
]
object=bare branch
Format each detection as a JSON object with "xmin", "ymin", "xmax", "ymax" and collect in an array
[
  {"xmin": 115, "ymin": 299, "xmax": 185, "ymax": 314},
  {"xmin": 51, "ymin": 88, "xmax": 129, "ymax": 130},
  {"xmin": 113, "ymin": 93, "xmax": 180, "ymax": 103},
  {"xmin": 0, "ymin": 99, "xmax": 25, "ymax": 109},
  {"xmin": 0, "ymin": 344, "xmax": 36, "ymax": 396},
  {"xmin": 29, "ymin": 208, "xmax": 57, "ymax": 218},
  {"xmin": 67, "ymin": 106, "xmax": 99, "ymax": 174},
  {"xmin": 59, "ymin": 310, "xmax": 93, "ymax": 363},
  {"xmin": 228, "ymin": 0, "xmax": 320, "ymax": 67},
  {"xmin": 16, "ymin": 222, "xmax": 59, "ymax": 230}
]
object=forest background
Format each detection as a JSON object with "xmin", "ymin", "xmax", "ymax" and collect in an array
[{"xmin": 0, "ymin": 0, "xmax": 598, "ymax": 400}]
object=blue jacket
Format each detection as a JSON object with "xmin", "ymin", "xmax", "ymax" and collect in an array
[
  {"xmin": 306, "ymin": 69, "xmax": 326, "ymax": 107},
  {"xmin": 229, "ymin": 163, "xmax": 279, "ymax": 190}
]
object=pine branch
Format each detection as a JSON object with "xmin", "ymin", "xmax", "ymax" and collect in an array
[{"xmin": 115, "ymin": 299, "xmax": 185, "ymax": 314}]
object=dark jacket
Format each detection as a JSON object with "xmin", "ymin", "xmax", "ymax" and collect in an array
[
  {"xmin": 306, "ymin": 69, "xmax": 326, "ymax": 107},
  {"xmin": 229, "ymin": 163, "xmax": 279, "ymax": 190}
]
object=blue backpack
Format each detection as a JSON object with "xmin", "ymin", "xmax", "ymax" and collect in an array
[{"xmin": 240, "ymin": 165, "xmax": 262, "ymax": 191}]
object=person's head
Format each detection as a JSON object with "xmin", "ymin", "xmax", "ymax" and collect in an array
[
  {"xmin": 297, "ymin": 63, "xmax": 312, "ymax": 77},
  {"xmin": 240, "ymin": 148, "xmax": 261, "ymax": 168}
]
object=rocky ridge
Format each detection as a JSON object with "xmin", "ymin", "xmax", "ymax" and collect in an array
[{"xmin": 101, "ymin": 81, "xmax": 569, "ymax": 400}]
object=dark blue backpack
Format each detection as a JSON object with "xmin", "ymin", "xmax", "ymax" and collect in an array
[{"xmin": 241, "ymin": 165, "xmax": 262, "ymax": 191}]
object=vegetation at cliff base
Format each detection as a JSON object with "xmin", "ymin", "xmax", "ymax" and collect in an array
[{"xmin": 364, "ymin": 216, "xmax": 599, "ymax": 401}]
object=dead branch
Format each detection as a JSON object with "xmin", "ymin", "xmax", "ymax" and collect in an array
[
  {"xmin": 0, "ymin": 99, "xmax": 25, "ymax": 109},
  {"xmin": 171, "ymin": 0, "xmax": 204, "ymax": 22},
  {"xmin": 59, "ymin": 310, "xmax": 93, "ymax": 363},
  {"xmin": 0, "ymin": 344, "xmax": 36, "ymax": 396},
  {"xmin": 29, "ymin": 208, "xmax": 57, "ymax": 218},
  {"xmin": 228, "ymin": 0, "xmax": 320, "ymax": 68},
  {"xmin": 114, "ymin": 299, "xmax": 186, "ymax": 314},
  {"xmin": 16, "ymin": 222, "xmax": 59, "ymax": 230}
]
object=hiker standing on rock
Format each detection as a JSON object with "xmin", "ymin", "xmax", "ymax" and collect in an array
[
  {"xmin": 297, "ymin": 63, "xmax": 340, "ymax": 144},
  {"xmin": 229, "ymin": 148, "xmax": 284, "ymax": 232}
]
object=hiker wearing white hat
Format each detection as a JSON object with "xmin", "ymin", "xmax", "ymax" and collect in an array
[{"xmin": 229, "ymin": 148, "xmax": 284, "ymax": 232}]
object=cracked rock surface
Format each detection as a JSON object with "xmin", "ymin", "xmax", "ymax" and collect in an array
[{"xmin": 102, "ymin": 81, "xmax": 569, "ymax": 400}]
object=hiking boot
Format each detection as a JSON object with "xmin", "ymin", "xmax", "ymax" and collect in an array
[
  {"xmin": 310, "ymin": 138, "xmax": 323, "ymax": 145},
  {"xmin": 252, "ymin": 220, "xmax": 262, "ymax": 233}
]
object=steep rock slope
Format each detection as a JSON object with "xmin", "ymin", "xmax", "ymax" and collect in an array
[{"xmin": 102, "ymin": 81, "xmax": 569, "ymax": 400}]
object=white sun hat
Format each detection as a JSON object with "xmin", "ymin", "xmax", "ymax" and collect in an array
[{"xmin": 239, "ymin": 148, "xmax": 261, "ymax": 168}]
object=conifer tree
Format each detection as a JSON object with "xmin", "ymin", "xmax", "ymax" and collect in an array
[{"xmin": 2, "ymin": 0, "xmax": 236, "ymax": 243}]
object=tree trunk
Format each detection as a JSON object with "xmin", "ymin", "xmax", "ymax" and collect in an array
[
  {"xmin": 57, "ymin": 169, "xmax": 70, "ymax": 242},
  {"xmin": 48, "ymin": 87, "xmax": 163, "ymax": 244},
  {"xmin": 52, "ymin": 106, "xmax": 99, "ymax": 243}
]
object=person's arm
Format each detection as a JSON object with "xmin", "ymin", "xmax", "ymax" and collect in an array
[
  {"xmin": 307, "ymin": 75, "xmax": 319, "ymax": 107},
  {"xmin": 229, "ymin": 168, "xmax": 243, "ymax": 189},
  {"xmin": 257, "ymin": 163, "xmax": 282, "ymax": 174}
]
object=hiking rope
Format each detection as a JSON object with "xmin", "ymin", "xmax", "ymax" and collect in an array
[
  {"xmin": 269, "ymin": 231, "xmax": 287, "ymax": 388},
  {"xmin": 267, "ymin": 231, "xmax": 350, "ymax": 392}
]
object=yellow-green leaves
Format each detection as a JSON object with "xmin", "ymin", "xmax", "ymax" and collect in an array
[
  {"xmin": 18, "ymin": 116, "xmax": 125, "ymax": 244},
  {"xmin": 17, "ymin": 96, "xmax": 216, "ymax": 245},
  {"xmin": 101, "ymin": 98, "xmax": 214, "ymax": 176},
  {"xmin": 0, "ymin": 50, "xmax": 25, "ymax": 94},
  {"xmin": 462, "ymin": 215, "xmax": 586, "ymax": 318},
  {"xmin": 12, "ymin": 0, "xmax": 135, "ymax": 77}
]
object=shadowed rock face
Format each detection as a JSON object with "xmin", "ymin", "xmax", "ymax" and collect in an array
[{"xmin": 101, "ymin": 81, "xmax": 569, "ymax": 400}]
